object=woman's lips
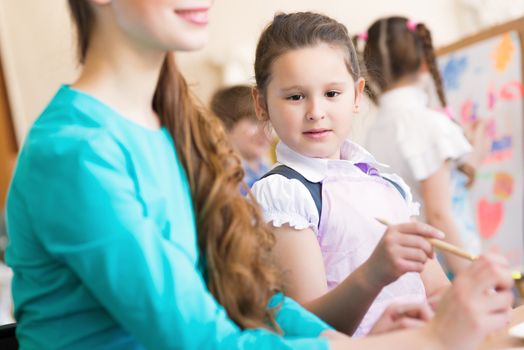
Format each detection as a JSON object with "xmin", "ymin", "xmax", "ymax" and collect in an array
[{"xmin": 175, "ymin": 8, "xmax": 210, "ymax": 26}]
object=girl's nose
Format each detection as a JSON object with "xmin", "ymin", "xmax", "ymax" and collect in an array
[{"xmin": 305, "ymin": 100, "xmax": 326, "ymax": 121}]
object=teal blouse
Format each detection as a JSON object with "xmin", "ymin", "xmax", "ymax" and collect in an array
[{"xmin": 6, "ymin": 86, "xmax": 331, "ymax": 349}]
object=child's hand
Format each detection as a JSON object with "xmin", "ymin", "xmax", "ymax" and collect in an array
[
  {"xmin": 369, "ymin": 302, "xmax": 433, "ymax": 335},
  {"xmin": 463, "ymin": 118, "xmax": 492, "ymax": 168},
  {"xmin": 428, "ymin": 253, "xmax": 513, "ymax": 350},
  {"xmin": 365, "ymin": 222, "xmax": 445, "ymax": 287}
]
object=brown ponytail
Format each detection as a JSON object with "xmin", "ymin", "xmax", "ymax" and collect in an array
[
  {"xmin": 415, "ymin": 23, "xmax": 447, "ymax": 107},
  {"xmin": 69, "ymin": 0, "xmax": 281, "ymax": 331}
]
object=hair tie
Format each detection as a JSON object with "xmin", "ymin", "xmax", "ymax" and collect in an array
[
  {"xmin": 441, "ymin": 106, "xmax": 454, "ymax": 120},
  {"xmin": 357, "ymin": 31, "xmax": 368, "ymax": 41},
  {"xmin": 406, "ymin": 20, "xmax": 418, "ymax": 32}
]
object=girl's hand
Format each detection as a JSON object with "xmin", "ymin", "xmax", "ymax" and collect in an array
[
  {"xmin": 463, "ymin": 118, "xmax": 492, "ymax": 167},
  {"xmin": 365, "ymin": 222, "xmax": 445, "ymax": 287},
  {"xmin": 429, "ymin": 253, "xmax": 513, "ymax": 350},
  {"xmin": 369, "ymin": 302, "xmax": 433, "ymax": 335}
]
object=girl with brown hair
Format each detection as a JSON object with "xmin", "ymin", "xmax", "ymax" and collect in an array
[
  {"xmin": 362, "ymin": 17, "xmax": 482, "ymax": 276},
  {"xmin": 4, "ymin": 3, "xmax": 513, "ymax": 350},
  {"xmin": 251, "ymin": 11, "xmax": 512, "ymax": 348}
]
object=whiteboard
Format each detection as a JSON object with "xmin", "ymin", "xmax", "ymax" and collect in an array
[{"xmin": 438, "ymin": 31, "xmax": 524, "ymax": 267}]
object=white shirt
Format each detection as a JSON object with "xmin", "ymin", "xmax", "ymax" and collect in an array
[
  {"xmin": 364, "ymin": 86, "xmax": 472, "ymax": 218},
  {"xmin": 251, "ymin": 140, "xmax": 419, "ymax": 234}
]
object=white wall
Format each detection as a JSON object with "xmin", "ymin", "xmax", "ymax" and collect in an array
[
  {"xmin": 0, "ymin": 0, "xmax": 482, "ymax": 142},
  {"xmin": 0, "ymin": 1, "xmax": 78, "ymax": 142},
  {"xmin": 180, "ymin": 0, "xmax": 466, "ymax": 102}
]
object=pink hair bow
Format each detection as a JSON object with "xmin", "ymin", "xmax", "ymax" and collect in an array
[
  {"xmin": 358, "ymin": 31, "xmax": 368, "ymax": 41},
  {"xmin": 441, "ymin": 106, "xmax": 454, "ymax": 120},
  {"xmin": 406, "ymin": 19, "xmax": 418, "ymax": 32}
]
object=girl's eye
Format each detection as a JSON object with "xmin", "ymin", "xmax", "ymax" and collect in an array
[
  {"xmin": 326, "ymin": 91, "xmax": 340, "ymax": 98},
  {"xmin": 287, "ymin": 94, "xmax": 304, "ymax": 101}
]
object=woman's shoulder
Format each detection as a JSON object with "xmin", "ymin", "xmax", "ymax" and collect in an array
[
  {"xmin": 24, "ymin": 87, "xmax": 131, "ymax": 162},
  {"xmin": 26, "ymin": 116, "xmax": 117, "ymax": 162}
]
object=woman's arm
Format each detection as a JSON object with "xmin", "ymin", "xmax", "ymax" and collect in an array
[
  {"xmin": 24, "ymin": 134, "xmax": 331, "ymax": 350},
  {"xmin": 420, "ymin": 161, "xmax": 470, "ymax": 274}
]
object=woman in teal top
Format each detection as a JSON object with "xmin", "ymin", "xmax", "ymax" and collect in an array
[
  {"xmin": 6, "ymin": 84, "xmax": 330, "ymax": 349},
  {"xmin": 5, "ymin": 1, "xmax": 514, "ymax": 349}
]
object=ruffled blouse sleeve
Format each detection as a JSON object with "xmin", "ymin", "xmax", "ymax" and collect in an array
[
  {"xmin": 398, "ymin": 110, "xmax": 472, "ymax": 181},
  {"xmin": 251, "ymin": 174, "xmax": 320, "ymax": 235}
]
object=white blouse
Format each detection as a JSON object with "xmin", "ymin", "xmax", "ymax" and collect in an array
[
  {"xmin": 364, "ymin": 86, "xmax": 472, "ymax": 213},
  {"xmin": 251, "ymin": 141, "xmax": 419, "ymax": 235}
]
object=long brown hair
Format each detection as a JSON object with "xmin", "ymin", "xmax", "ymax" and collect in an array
[
  {"xmin": 362, "ymin": 16, "xmax": 446, "ymax": 107},
  {"xmin": 68, "ymin": 1, "xmax": 280, "ymax": 330},
  {"xmin": 255, "ymin": 12, "xmax": 361, "ymax": 102}
]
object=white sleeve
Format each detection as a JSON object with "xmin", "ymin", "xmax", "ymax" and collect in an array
[
  {"xmin": 380, "ymin": 172, "xmax": 421, "ymax": 217},
  {"xmin": 399, "ymin": 110, "xmax": 472, "ymax": 181},
  {"xmin": 251, "ymin": 175, "xmax": 320, "ymax": 235}
]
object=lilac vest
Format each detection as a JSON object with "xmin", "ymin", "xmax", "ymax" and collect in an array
[{"xmin": 318, "ymin": 163, "xmax": 426, "ymax": 337}]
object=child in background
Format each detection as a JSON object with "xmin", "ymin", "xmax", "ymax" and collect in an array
[
  {"xmin": 210, "ymin": 85, "xmax": 271, "ymax": 189},
  {"xmin": 362, "ymin": 17, "xmax": 481, "ymax": 275},
  {"xmin": 251, "ymin": 12, "xmax": 450, "ymax": 337}
]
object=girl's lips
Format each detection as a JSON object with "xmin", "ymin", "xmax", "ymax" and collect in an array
[
  {"xmin": 303, "ymin": 129, "xmax": 332, "ymax": 139},
  {"xmin": 175, "ymin": 8, "xmax": 210, "ymax": 26}
]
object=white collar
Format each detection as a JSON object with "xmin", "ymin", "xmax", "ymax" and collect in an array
[
  {"xmin": 275, "ymin": 140, "xmax": 388, "ymax": 182},
  {"xmin": 378, "ymin": 85, "xmax": 429, "ymax": 111}
]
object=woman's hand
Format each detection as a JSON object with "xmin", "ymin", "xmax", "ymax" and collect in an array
[
  {"xmin": 369, "ymin": 302, "xmax": 434, "ymax": 335},
  {"xmin": 364, "ymin": 221, "xmax": 445, "ymax": 288},
  {"xmin": 429, "ymin": 253, "xmax": 513, "ymax": 350}
]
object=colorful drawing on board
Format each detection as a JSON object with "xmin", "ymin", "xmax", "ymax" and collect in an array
[
  {"xmin": 499, "ymin": 80, "xmax": 524, "ymax": 100},
  {"xmin": 475, "ymin": 171, "xmax": 494, "ymax": 180},
  {"xmin": 476, "ymin": 198, "xmax": 503, "ymax": 239},
  {"xmin": 442, "ymin": 55, "xmax": 468, "ymax": 91},
  {"xmin": 484, "ymin": 135, "xmax": 513, "ymax": 163},
  {"xmin": 493, "ymin": 32, "xmax": 515, "ymax": 73},
  {"xmin": 485, "ymin": 119, "xmax": 497, "ymax": 139},
  {"xmin": 493, "ymin": 172, "xmax": 514, "ymax": 200},
  {"xmin": 487, "ymin": 82, "xmax": 496, "ymax": 111},
  {"xmin": 460, "ymin": 99, "xmax": 478, "ymax": 124}
]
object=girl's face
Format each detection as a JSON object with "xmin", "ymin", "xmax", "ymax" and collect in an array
[
  {"xmin": 255, "ymin": 43, "xmax": 364, "ymax": 160},
  {"xmin": 99, "ymin": 0, "xmax": 212, "ymax": 52}
]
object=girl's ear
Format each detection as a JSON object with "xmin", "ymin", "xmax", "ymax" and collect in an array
[
  {"xmin": 252, "ymin": 88, "xmax": 269, "ymax": 122},
  {"xmin": 353, "ymin": 78, "xmax": 366, "ymax": 113}
]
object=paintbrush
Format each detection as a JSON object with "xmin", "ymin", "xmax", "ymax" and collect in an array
[
  {"xmin": 375, "ymin": 218, "xmax": 524, "ymax": 283},
  {"xmin": 375, "ymin": 217, "xmax": 477, "ymax": 261}
]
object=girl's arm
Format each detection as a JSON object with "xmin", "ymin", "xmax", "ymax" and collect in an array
[
  {"xmin": 272, "ymin": 225, "xmax": 383, "ymax": 335},
  {"xmin": 420, "ymin": 161, "xmax": 470, "ymax": 274},
  {"xmin": 273, "ymin": 222, "xmax": 446, "ymax": 335}
]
